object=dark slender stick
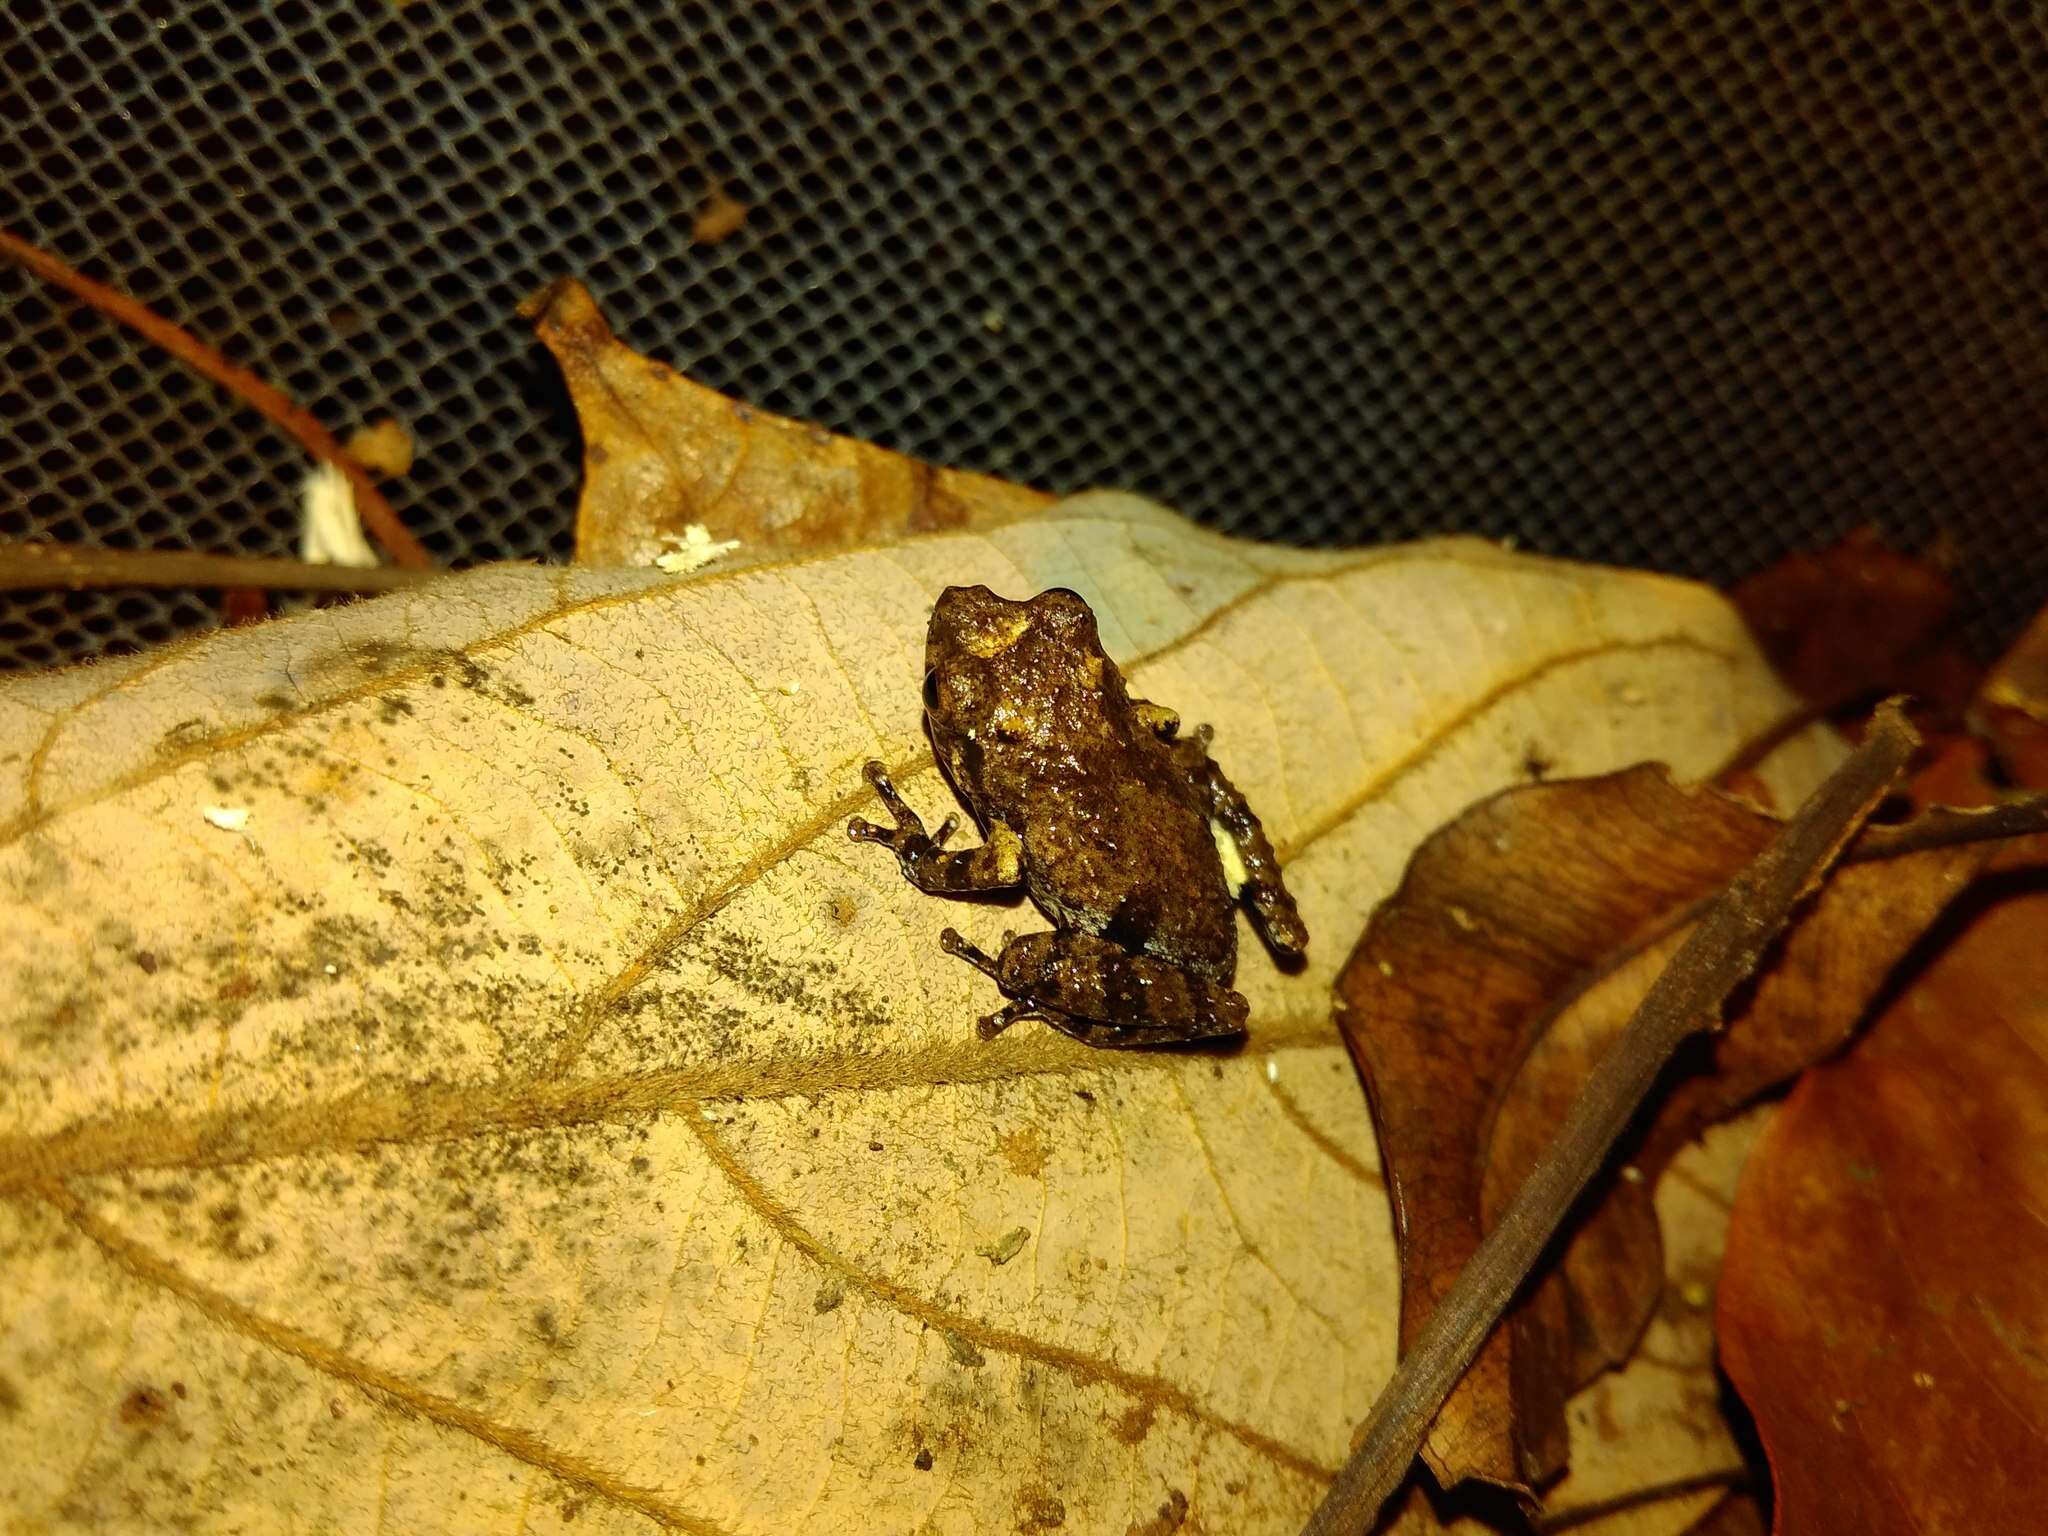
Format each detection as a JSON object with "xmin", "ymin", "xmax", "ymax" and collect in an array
[
  {"xmin": 0, "ymin": 226, "xmax": 431, "ymax": 569},
  {"xmin": 0, "ymin": 542, "xmax": 441, "ymax": 594},
  {"xmin": 1301, "ymin": 702, "xmax": 1921, "ymax": 1536}
]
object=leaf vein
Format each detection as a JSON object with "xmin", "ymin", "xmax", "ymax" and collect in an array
[{"xmin": 43, "ymin": 1183, "xmax": 734, "ymax": 1536}]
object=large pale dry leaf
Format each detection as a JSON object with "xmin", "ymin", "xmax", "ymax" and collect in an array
[
  {"xmin": 0, "ymin": 494, "xmax": 1836, "ymax": 1534},
  {"xmin": 1974, "ymin": 599, "xmax": 2048, "ymax": 786},
  {"xmin": 523, "ymin": 278, "xmax": 1051, "ymax": 566},
  {"xmin": 1336, "ymin": 763, "xmax": 1979, "ymax": 1496}
]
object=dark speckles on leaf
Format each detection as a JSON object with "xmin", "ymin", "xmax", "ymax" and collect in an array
[
  {"xmin": 678, "ymin": 925, "xmax": 897, "ymax": 1037},
  {"xmin": 346, "ymin": 637, "xmax": 415, "ymax": 676},
  {"xmin": 813, "ymin": 1282, "xmax": 844, "ymax": 1314},
  {"xmin": 450, "ymin": 653, "xmax": 537, "ymax": 711},
  {"xmin": 157, "ymin": 718, "xmax": 213, "ymax": 756},
  {"xmin": 943, "ymin": 1332, "xmax": 985, "ymax": 1368},
  {"xmin": 1129, "ymin": 1489, "xmax": 1190, "ymax": 1536},
  {"xmin": 534, "ymin": 1308, "xmax": 560, "ymax": 1344},
  {"xmin": 118, "ymin": 1385, "xmax": 172, "ymax": 1428},
  {"xmin": 377, "ymin": 696, "xmax": 416, "ymax": 725},
  {"xmin": 1017, "ymin": 1491, "xmax": 1066, "ymax": 1530},
  {"xmin": 1110, "ymin": 1399, "xmax": 1157, "ymax": 1445},
  {"xmin": 913, "ymin": 1447, "xmax": 934, "ymax": 1471}
]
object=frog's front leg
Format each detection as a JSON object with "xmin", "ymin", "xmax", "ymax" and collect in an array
[
  {"xmin": 941, "ymin": 927, "xmax": 1248, "ymax": 1046},
  {"xmin": 1170, "ymin": 728, "xmax": 1310, "ymax": 957},
  {"xmin": 848, "ymin": 760, "xmax": 1024, "ymax": 894}
]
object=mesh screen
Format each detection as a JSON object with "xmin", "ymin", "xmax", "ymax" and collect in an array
[{"xmin": 5, "ymin": 1, "xmax": 2046, "ymax": 670}]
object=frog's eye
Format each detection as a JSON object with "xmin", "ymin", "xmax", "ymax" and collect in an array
[{"xmin": 922, "ymin": 668, "xmax": 942, "ymax": 711}]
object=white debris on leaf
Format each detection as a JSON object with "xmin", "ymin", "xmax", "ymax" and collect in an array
[
  {"xmin": 299, "ymin": 462, "xmax": 379, "ymax": 568},
  {"xmin": 653, "ymin": 524, "xmax": 742, "ymax": 575},
  {"xmin": 201, "ymin": 804, "xmax": 251, "ymax": 833}
]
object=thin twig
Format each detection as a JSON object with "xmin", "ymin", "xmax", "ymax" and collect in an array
[
  {"xmin": 0, "ymin": 225, "xmax": 431, "ymax": 569},
  {"xmin": 1530, "ymin": 1468, "xmax": 1748, "ymax": 1532},
  {"xmin": 1850, "ymin": 795, "xmax": 2048, "ymax": 861},
  {"xmin": 0, "ymin": 542, "xmax": 441, "ymax": 594},
  {"xmin": 1300, "ymin": 701, "xmax": 1922, "ymax": 1536}
]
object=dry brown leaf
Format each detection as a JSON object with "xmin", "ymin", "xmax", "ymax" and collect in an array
[
  {"xmin": 1337, "ymin": 763, "xmax": 1985, "ymax": 1496},
  {"xmin": 1717, "ymin": 864, "xmax": 2048, "ymax": 1534},
  {"xmin": 691, "ymin": 183, "xmax": 749, "ymax": 244},
  {"xmin": 1728, "ymin": 527, "xmax": 1979, "ymax": 729},
  {"xmin": 1379, "ymin": 1114, "xmax": 1767, "ymax": 1536},
  {"xmin": 0, "ymin": 494, "xmax": 1838, "ymax": 1533},
  {"xmin": 522, "ymin": 278, "xmax": 1050, "ymax": 566},
  {"xmin": 1718, "ymin": 637, "xmax": 2048, "ymax": 1536},
  {"xmin": 344, "ymin": 417, "xmax": 416, "ymax": 480}
]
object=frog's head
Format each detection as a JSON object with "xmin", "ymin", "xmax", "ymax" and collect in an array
[{"xmin": 922, "ymin": 585, "xmax": 1112, "ymax": 782}]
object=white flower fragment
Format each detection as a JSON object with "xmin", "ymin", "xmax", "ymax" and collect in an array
[
  {"xmin": 653, "ymin": 524, "xmax": 742, "ymax": 575},
  {"xmin": 201, "ymin": 804, "xmax": 251, "ymax": 833},
  {"xmin": 299, "ymin": 462, "xmax": 380, "ymax": 568}
]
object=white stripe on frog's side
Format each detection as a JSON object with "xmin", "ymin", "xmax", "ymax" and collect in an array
[{"xmin": 1210, "ymin": 815, "xmax": 1251, "ymax": 895}]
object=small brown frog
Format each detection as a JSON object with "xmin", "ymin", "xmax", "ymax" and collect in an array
[{"xmin": 848, "ymin": 584, "xmax": 1307, "ymax": 1045}]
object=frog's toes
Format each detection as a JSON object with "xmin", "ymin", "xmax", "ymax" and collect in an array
[{"xmin": 939, "ymin": 926, "xmax": 1003, "ymax": 979}]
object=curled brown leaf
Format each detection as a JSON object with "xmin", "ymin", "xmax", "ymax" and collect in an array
[
  {"xmin": 521, "ymin": 277, "xmax": 1050, "ymax": 564},
  {"xmin": 1335, "ymin": 756, "xmax": 1991, "ymax": 1497}
]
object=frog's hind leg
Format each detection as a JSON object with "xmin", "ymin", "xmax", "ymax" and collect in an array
[
  {"xmin": 1041, "ymin": 1011, "xmax": 1247, "ymax": 1049},
  {"xmin": 1170, "ymin": 729, "xmax": 1310, "ymax": 957},
  {"xmin": 938, "ymin": 928, "xmax": 1029, "ymax": 1039},
  {"xmin": 940, "ymin": 927, "xmax": 1090, "ymax": 1042}
]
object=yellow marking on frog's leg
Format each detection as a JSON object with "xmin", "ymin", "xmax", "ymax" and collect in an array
[{"xmin": 1132, "ymin": 699, "xmax": 1180, "ymax": 739}]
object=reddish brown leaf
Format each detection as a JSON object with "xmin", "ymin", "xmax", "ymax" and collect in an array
[
  {"xmin": 1336, "ymin": 764, "xmax": 1987, "ymax": 1496},
  {"xmin": 1729, "ymin": 527, "xmax": 1980, "ymax": 729},
  {"xmin": 1718, "ymin": 612, "xmax": 2048, "ymax": 1536},
  {"xmin": 520, "ymin": 277, "xmax": 1050, "ymax": 565},
  {"xmin": 1716, "ymin": 866, "xmax": 2048, "ymax": 1535}
]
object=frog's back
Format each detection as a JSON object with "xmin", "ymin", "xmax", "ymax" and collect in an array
[{"xmin": 1017, "ymin": 744, "xmax": 1238, "ymax": 978}]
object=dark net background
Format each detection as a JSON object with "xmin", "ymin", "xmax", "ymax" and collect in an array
[{"xmin": 4, "ymin": 1, "xmax": 2046, "ymax": 669}]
